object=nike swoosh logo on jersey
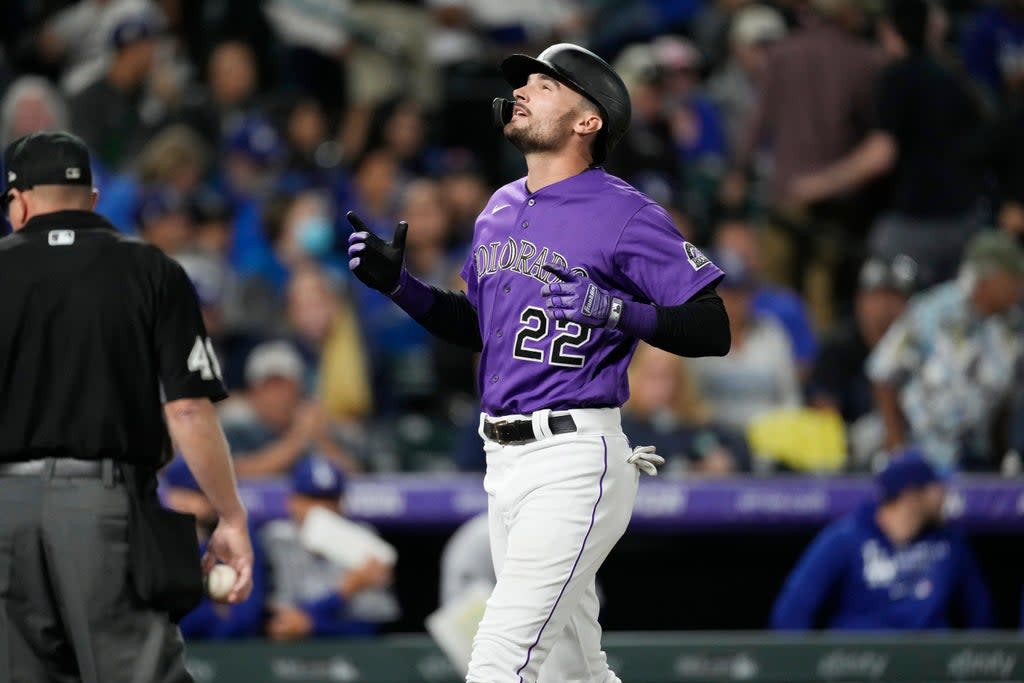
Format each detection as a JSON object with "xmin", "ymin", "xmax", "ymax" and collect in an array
[{"xmin": 491, "ymin": 204, "xmax": 511, "ymax": 214}]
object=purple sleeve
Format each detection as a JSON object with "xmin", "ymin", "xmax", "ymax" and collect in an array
[
  {"xmin": 460, "ymin": 251, "xmax": 478, "ymax": 308},
  {"xmin": 613, "ymin": 204, "xmax": 724, "ymax": 306}
]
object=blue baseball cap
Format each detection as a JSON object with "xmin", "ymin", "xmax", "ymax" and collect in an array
[
  {"xmin": 188, "ymin": 186, "xmax": 232, "ymax": 224},
  {"xmin": 163, "ymin": 457, "xmax": 200, "ymax": 492},
  {"xmin": 291, "ymin": 456, "xmax": 346, "ymax": 499},
  {"xmin": 224, "ymin": 115, "xmax": 286, "ymax": 166},
  {"xmin": 135, "ymin": 187, "xmax": 187, "ymax": 228},
  {"xmin": 877, "ymin": 448, "xmax": 942, "ymax": 501}
]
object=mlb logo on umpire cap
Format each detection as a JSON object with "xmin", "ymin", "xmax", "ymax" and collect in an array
[{"xmin": 2, "ymin": 131, "xmax": 93, "ymax": 196}]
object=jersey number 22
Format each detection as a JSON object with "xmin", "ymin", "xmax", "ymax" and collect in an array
[{"xmin": 513, "ymin": 306, "xmax": 591, "ymax": 368}]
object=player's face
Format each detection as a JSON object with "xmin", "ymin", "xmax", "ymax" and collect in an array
[{"xmin": 505, "ymin": 73, "xmax": 586, "ymax": 154}]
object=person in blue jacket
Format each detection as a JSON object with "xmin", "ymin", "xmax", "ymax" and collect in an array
[
  {"xmin": 162, "ymin": 457, "xmax": 268, "ymax": 639},
  {"xmin": 772, "ymin": 449, "xmax": 994, "ymax": 630}
]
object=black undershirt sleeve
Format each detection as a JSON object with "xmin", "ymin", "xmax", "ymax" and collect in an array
[
  {"xmin": 411, "ymin": 288, "xmax": 484, "ymax": 351},
  {"xmin": 647, "ymin": 284, "xmax": 731, "ymax": 357},
  {"xmin": 409, "ymin": 284, "xmax": 728, "ymax": 357}
]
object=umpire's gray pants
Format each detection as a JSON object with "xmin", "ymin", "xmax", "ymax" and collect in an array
[{"xmin": 0, "ymin": 467, "xmax": 193, "ymax": 683}]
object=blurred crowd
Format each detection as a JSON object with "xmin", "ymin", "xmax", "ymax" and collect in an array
[{"xmin": 2, "ymin": 0, "xmax": 1024, "ymax": 487}]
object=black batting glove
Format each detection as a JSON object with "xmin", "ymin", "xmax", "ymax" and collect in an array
[{"xmin": 346, "ymin": 211, "xmax": 409, "ymax": 295}]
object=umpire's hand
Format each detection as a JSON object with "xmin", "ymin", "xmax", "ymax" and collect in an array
[
  {"xmin": 203, "ymin": 519, "xmax": 254, "ymax": 603},
  {"xmin": 346, "ymin": 211, "xmax": 408, "ymax": 295}
]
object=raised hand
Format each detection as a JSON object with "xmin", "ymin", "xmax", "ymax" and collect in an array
[
  {"xmin": 346, "ymin": 211, "xmax": 408, "ymax": 294},
  {"xmin": 540, "ymin": 264, "xmax": 622, "ymax": 329}
]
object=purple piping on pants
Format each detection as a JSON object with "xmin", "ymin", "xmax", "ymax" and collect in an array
[{"xmin": 515, "ymin": 437, "xmax": 609, "ymax": 683}]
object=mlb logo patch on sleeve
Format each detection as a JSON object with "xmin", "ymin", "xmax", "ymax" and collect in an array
[{"xmin": 684, "ymin": 242, "xmax": 709, "ymax": 270}]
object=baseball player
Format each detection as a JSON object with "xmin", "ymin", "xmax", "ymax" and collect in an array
[{"xmin": 347, "ymin": 44, "xmax": 730, "ymax": 683}]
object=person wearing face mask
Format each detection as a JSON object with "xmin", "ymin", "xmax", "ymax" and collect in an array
[
  {"xmin": 260, "ymin": 190, "xmax": 348, "ymax": 295},
  {"xmin": 771, "ymin": 449, "xmax": 994, "ymax": 630},
  {"xmin": 295, "ymin": 211, "xmax": 335, "ymax": 259},
  {"xmin": 868, "ymin": 231, "xmax": 1024, "ymax": 472}
]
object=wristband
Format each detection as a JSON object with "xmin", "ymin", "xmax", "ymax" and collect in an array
[
  {"xmin": 605, "ymin": 297, "xmax": 624, "ymax": 329},
  {"xmin": 389, "ymin": 270, "xmax": 435, "ymax": 318},
  {"xmin": 616, "ymin": 299, "xmax": 658, "ymax": 339}
]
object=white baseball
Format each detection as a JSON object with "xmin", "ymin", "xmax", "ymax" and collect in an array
[{"xmin": 205, "ymin": 564, "xmax": 237, "ymax": 601}]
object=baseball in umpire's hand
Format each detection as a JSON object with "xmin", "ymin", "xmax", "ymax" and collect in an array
[
  {"xmin": 346, "ymin": 211, "xmax": 408, "ymax": 295},
  {"xmin": 202, "ymin": 518, "xmax": 254, "ymax": 604},
  {"xmin": 541, "ymin": 264, "xmax": 620, "ymax": 329}
]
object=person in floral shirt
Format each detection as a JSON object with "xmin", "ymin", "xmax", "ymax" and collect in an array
[{"xmin": 868, "ymin": 231, "xmax": 1024, "ymax": 471}]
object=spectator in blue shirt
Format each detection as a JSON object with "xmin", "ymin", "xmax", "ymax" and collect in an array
[
  {"xmin": 219, "ymin": 113, "xmax": 288, "ymax": 282},
  {"xmin": 714, "ymin": 217, "xmax": 818, "ymax": 374},
  {"xmin": 135, "ymin": 187, "xmax": 193, "ymax": 257},
  {"xmin": 962, "ymin": 0, "xmax": 1024, "ymax": 106},
  {"xmin": 772, "ymin": 450, "xmax": 994, "ymax": 630},
  {"xmin": 653, "ymin": 36, "xmax": 728, "ymax": 168},
  {"xmin": 162, "ymin": 458, "xmax": 268, "ymax": 640}
]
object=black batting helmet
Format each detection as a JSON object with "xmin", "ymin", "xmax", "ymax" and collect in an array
[{"xmin": 497, "ymin": 43, "xmax": 631, "ymax": 164}]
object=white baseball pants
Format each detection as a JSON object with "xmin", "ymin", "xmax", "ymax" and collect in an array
[{"xmin": 467, "ymin": 408, "xmax": 638, "ymax": 683}]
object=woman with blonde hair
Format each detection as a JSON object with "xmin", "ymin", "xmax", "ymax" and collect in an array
[
  {"xmin": 287, "ymin": 266, "xmax": 373, "ymax": 422},
  {"xmin": 136, "ymin": 123, "xmax": 209, "ymax": 194}
]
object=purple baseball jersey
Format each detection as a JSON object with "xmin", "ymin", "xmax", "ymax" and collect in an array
[{"xmin": 461, "ymin": 168, "xmax": 724, "ymax": 416}]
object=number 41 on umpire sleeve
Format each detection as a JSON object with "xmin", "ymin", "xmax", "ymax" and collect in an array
[{"xmin": 188, "ymin": 336, "xmax": 224, "ymax": 380}]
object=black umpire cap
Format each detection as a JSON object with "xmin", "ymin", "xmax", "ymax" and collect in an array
[{"xmin": 2, "ymin": 131, "xmax": 93, "ymax": 209}]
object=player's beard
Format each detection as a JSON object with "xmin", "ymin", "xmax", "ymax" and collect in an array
[{"xmin": 505, "ymin": 108, "xmax": 577, "ymax": 155}]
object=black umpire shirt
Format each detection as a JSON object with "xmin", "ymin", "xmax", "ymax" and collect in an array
[{"xmin": 0, "ymin": 210, "xmax": 228, "ymax": 465}]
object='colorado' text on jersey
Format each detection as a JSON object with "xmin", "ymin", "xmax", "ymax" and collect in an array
[{"xmin": 461, "ymin": 168, "xmax": 723, "ymax": 415}]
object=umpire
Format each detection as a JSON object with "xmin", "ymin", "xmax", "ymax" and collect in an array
[{"xmin": 0, "ymin": 131, "xmax": 253, "ymax": 682}]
